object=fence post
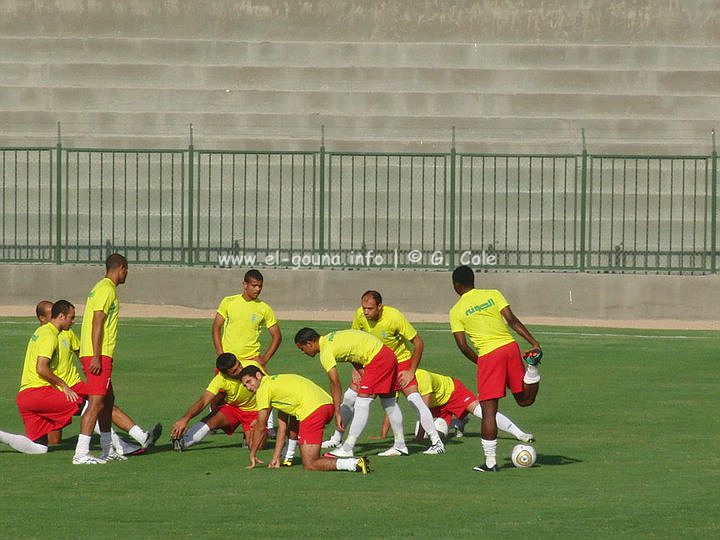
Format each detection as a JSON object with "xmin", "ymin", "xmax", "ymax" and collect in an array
[
  {"xmin": 318, "ymin": 125, "xmax": 326, "ymax": 267},
  {"xmin": 578, "ymin": 129, "xmax": 588, "ymax": 271},
  {"xmin": 55, "ymin": 122, "xmax": 62, "ymax": 264},
  {"xmin": 711, "ymin": 129, "xmax": 717, "ymax": 273},
  {"xmin": 449, "ymin": 126, "xmax": 456, "ymax": 268},
  {"xmin": 187, "ymin": 124, "xmax": 194, "ymax": 265}
]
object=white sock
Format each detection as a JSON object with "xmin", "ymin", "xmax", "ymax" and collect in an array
[
  {"xmin": 335, "ymin": 457, "xmax": 359, "ymax": 471},
  {"xmin": 481, "ymin": 438, "xmax": 497, "ymax": 468},
  {"xmin": 0, "ymin": 430, "xmax": 48, "ymax": 454},
  {"xmin": 184, "ymin": 422, "xmax": 211, "ymax": 448},
  {"xmin": 471, "ymin": 405, "xmax": 528, "ymax": 440},
  {"xmin": 406, "ymin": 392, "xmax": 440, "ymax": 445},
  {"xmin": 74, "ymin": 433, "xmax": 92, "ymax": 456},
  {"xmin": 380, "ymin": 397, "xmax": 406, "ymax": 449},
  {"xmin": 100, "ymin": 432, "xmax": 112, "ymax": 456},
  {"xmin": 342, "ymin": 396, "xmax": 372, "ymax": 451},
  {"xmin": 340, "ymin": 387, "xmax": 357, "ymax": 433},
  {"xmin": 524, "ymin": 365, "xmax": 541, "ymax": 384},
  {"xmin": 267, "ymin": 410, "xmax": 275, "ymax": 430},
  {"xmin": 284, "ymin": 438, "xmax": 298, "ymax": 460},
  {"xmin": 129, "ymin": 425, "xmax": 147, "ymax": 445}
]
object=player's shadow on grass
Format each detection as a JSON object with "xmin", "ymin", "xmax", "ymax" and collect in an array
[{"xmin": 507, "ymin": 454, "xmax": 582, "ymax": 467}]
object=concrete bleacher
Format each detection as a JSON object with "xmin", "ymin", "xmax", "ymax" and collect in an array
[
  {"xmin": 0, "ymin": 0, "xmax": 717, "ymax": 271},
  {"xmin": 0, "ymin": 0, "xmax": 718, "ymax": 153}
]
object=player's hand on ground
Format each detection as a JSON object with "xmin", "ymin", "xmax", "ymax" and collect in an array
[
  {"xmin": 268, "ymin": 457, "xmax": 281, "ymax": 468},
  {"xmin": 170, "ymin": 420, "xmax": 188, "ymax": 439},
  {"xmin": 397, "ymin": 370, "xmax": 414, "ymax": 389},
  {"xmin": 89, "ymin": 356, "xmax": 102, "ymax": 375}
]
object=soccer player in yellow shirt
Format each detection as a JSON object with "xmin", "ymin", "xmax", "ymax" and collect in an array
[
  {"xmin": 295, "ymin": 327, "xmax": 407, "ymax": 458},
  {"xmin": 34, "ymin": 300, "xmax": 161, "ymax": 455},
  {"xmin": 240, "ymin": 366, "xmax": 368, "ymax": 474},
  {"xmin": 413, "ymin": 368, "xmax": 534, "ymax": 444},
  {"xmin": 450, "ymin": 265, "xmax": 542, "ymax": 472},
  {"xmin": 323, "ymin": 290, "xmax": 445, "ymax": 455},
  {"xmin": 73, "ymin": 253, "xmax": 128, "ymax": 464},
  {"xmin": 0, "ymin": 300, "xmax": 82, "ymax": 454},
  {"xmin": 170, "ymin": 353, "xmax": 268, "ymax": 452}
]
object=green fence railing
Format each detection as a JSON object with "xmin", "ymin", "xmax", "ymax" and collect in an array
[{"xmin": 0, "ymin": 132, "xmax": 717, "ymax": 274}]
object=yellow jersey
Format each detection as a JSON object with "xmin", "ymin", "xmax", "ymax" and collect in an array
[
  {"xmin": 80, "ymin": 277, "xmax": 120, "ymax": 358},
  {"xmin": 55, "ymin": 329, "xmax": 83, "ymax": 388},
  {"xmin": 351, "ymin": 305, "xmax": 416, "ymax": 362},
  {"xmin": 449, "ymin": 289, "xmax": 515, "ymax": 356},
  {"xmin": 19, "ymin": 323, "xmax": 60, "ymax": 391},
  {"xmin": 216, "ymin": 294, "xmax": 277, "ymax": 361},
  {"xmin": 318, "ymin": 329, "xmax": 384, "ymax": 372},
  {"xmin": 205, "ymin": 359, "xmax": 265, "ymax": 411},
  {"xmin": 415, "ymin": 368, "xmax": 456, "ymax": 408},
  {"xmin": 254, "ymin": 373, "xmax": 332, "ymax": 421}
]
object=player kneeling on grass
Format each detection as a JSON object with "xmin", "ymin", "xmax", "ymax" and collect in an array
[
  {"xmin": 240, "ymin": 366, "xmax": 369, "ymax": 474},
  {"xmin": 170, "ymin": 353, "xmax": 268, "ymax": 452}
]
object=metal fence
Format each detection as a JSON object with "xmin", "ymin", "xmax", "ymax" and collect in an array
[{"xmin": 0, "ymin": 136, "xmax": 717, "ymax": 273}]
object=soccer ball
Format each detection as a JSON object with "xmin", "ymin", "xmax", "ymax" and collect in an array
[
  {"xmin": 511, "ymin": 444, "xmax": 537, "ymax": 468},
  {"xmin": 433, "ymin": 417, "xmax": 449, "ymax": 438}
]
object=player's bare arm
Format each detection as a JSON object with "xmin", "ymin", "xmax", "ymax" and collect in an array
[
  {"xmin": 211, "ymin": 313, "xmax": 225, "ymax": 356},
  {"xmin": 247, "ymin": 408, "xmax": 270, "ymax": 469},
  {"xmin": 90, "ymin": 310, "xmax": 106, "ymax": 374},
  {"xmin": 171, "ymin": 390, "xmax": 216, "ymax": 438},
  {"xmin": 259, "ymin": 323, "xmax": 282, "ymax": 365},
  {"xmin": 397, "ymin": 334, "xmax": 424, "ymax": 388},
  {"xmin": 327, "ymin": 367, "xmax": 344, "ymax": 431},
  {"xmin": 500, "ymin": 306, "xmax": 541, "ymax": 351},
  {"xmin": 453, "ymin": 331, "xmax": 478, "ymax": 364},
  {"xmin": 268, "ymin": 412, "xmax": 289, "ymax": 468},
  {"xmin": 35, "ymin": 356, "xmax": 78, "ymax": 403}
]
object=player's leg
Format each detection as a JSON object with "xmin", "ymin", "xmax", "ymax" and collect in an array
[
  {"xmin": 377, "ymin": 392, "xmax": 409, "ymax": 456},
  {"xmin": 300, "ymin": 405, "xmax": 368, "ymax": 473},
  {"xmin": 473, "ymin": 350, "xmax": 506, "ymax": 472},
  {"xmin": 476, "ymin": 398, "xmax": 500, "ymax": 472},
  {"xmin": 465, "ymin": 399, "xmax": 534, "ymax": 443},
  {"xmin": 111, "ymin": 405, "xmax": 163, "ymax": 449},
  {"xmin": 282, "ymin": 414, "xmax": 299, "ymax": 465},
  {"xmin": 330, "ymin": 393, "xmax": 372, "ymax": 457},
  {"xmin": 98, "ymin": 389, "xmax": 122, "ymax": 461},
  {"xmin": 47, "ymin": 429, "xmax": 62, "ymax": 445},
  {"xmin": 0, "ymin": 429, "xmax": 49, "ymax": 454},
  {"xmin": 74, "ymin": 355, "xmax": 112, "ymax": 464},
  {"xmin": 322, "ymin": 384, "xmax": 357, "ymax": 448},
  {"xmin": 402, "ymin": 382, "xmax": 444, "ymax": 453}
]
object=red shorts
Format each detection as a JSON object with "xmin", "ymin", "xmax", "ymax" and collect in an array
[
  {"xmin": 396, "ymin": 359, "xmax": 418, "ymax": 389},
  {"xmin": 357, "ymin": 346, "xmax": 398, "ymax": 396},
  {"xmin": 431, "ymin": 378, "xmax": 476, "ymax": 425},
  {"xmin": 476, "ymin": 341, "xmax": 525, "ymax": 401},
  {"xmin": 16, "ymin": 386, "xmax": 84, "ymax": 441},
  {"xmin": 217, "ymin": 405, "xmax": 259, "ymax": 435},
  {"xmin": 298, "ymin": 403, "xmax": 334, "ymax": 445},
  {"xmin": 80, "ymin": 356, "xmax": 114, "ymax": 396}
]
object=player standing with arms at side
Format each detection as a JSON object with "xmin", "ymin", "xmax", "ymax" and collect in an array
[
  {"xmin": 450, "ymin": 265, "xmax": 542, "ymax": 472},
  {"xmin": 72, "ymin": 253, "xmax": 128, "ymax": 464}
]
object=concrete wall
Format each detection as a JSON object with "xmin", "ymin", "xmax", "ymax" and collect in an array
[{"xmin": 1, "ymin": 264, "xmax": 718, "ymax": 323}]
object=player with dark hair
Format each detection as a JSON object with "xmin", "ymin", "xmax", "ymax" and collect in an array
[
  {"xmin": 34, "ymin": 300, "xmax": 161, "ymax": 454},
  {"xmin": 322, "ymin": 290, "xmax": 445, "ymax": 455},
  {"xmin": 295, "ymin": 327, "xmax": 407, "ymax": 458},
  {"xmin": 169, "ymin": 353, "xmax": 268, "ymax": 452},
  {"xmin": 73, "ymin": 253, "xmax": 129, "ymax": 464},
  {"xmin": 0, "ymin": 300, "xmax": 82, "ymax": 454},
  {"xmin": 450, "ymin": 265, "xmax": 542, "ymax": 472},
  {"xmin": 240, "ymin": 365, "xmax": 368, "ymax": 474}
]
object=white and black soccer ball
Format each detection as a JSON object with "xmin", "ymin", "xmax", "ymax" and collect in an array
[{"xmin": 511, "ymin": 444, "xmax": 537, "ymax": 468}]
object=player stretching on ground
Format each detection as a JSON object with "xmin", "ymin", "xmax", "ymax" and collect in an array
[
  {"xmin": 450, "ymin": 265, "xmax": 542, "ymax": 472},
  {"xmin": 295, "ymin": 328, "xmax": 407, "ymax": 457},
  {"xmin": 323, "ymin": 290, "xmax": 445, "ymax": 455},
  {"xmin": 0, "ymin": 301, "xmax": 82, "ymax": 454},
  {"xmin": 413, "ymin": 368, "xmax": 534, "ymax": 444},
  {"xmin": 240, "ymin": 366, "xmax": 368, "ymax": 474},
  {"xmin": 170, "ymin": 353, "xmax": 267, "ymax": 453}
]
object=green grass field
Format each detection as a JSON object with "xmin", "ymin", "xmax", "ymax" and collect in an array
[{"xmin": 1, "ymin": 317, "xmax": 718, "ymax": 538}]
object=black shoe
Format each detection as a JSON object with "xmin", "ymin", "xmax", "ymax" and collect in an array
[{"xmin": 473, "ymin": 464, "xmax": 500, "ymax": 472}]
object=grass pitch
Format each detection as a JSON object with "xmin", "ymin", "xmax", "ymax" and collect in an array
[{"xmin": 1, "ymin": 317, "xmax": 718, "ymax": 538}]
